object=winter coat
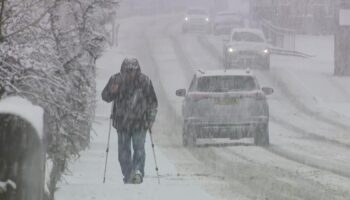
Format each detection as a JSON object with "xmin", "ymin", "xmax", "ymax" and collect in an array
[{"xmin": 101, "ymin": 72, "xmax": 158, "ymax": 132}]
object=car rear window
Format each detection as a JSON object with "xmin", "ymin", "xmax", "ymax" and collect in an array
[
  {"xmin": 196, "ymin": 76, "xmax": 257, "ymax": 92},
  {"xmin": 232, "ymin": 32, "xmax": 264, "ymax": 43}
]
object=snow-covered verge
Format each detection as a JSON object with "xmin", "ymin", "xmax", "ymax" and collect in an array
[
  {"xmin": 56, "ymin": 16, "xmax": 216, "ymax": 200},
  {"xmin": 0, "ymin": 96, "xmax": 43, "ymax": 139},
  {"xmin": 0, "ymin": 1, "xmax": 120, "ymax": 198}
]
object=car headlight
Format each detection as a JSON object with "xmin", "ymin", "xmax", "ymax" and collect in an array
[
  {"xmin": 185, "ymin": 17, "xmax": 189, "ymax": 21},
  {"xmin": 228, "ymin": 48, "xmax": 235, "ymax": 53},
  {"xmin": 263, "ymin": 49, "xmax": 269, "ymax": 54},
  {"xmin": 206, "ymin": 18, "xmax": 210, "ymax": 22}
]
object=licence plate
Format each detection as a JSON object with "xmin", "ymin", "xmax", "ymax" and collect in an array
[{"xmin": 215, "ymin": 98, "xmax": 239, "ymax": 105}]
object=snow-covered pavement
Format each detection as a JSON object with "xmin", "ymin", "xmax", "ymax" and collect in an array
[
  {"xmin": 55, "ymin": 17, "xmax": 216, "ymax": 200},
  {"xmin": 57, "ymin": 14, "xmax": 350, "ymax": 200}
]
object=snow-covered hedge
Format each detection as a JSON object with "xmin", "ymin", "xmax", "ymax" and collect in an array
[{"xmin": 0, "ymin": 0, "xmax": 119, "ymax": 199}]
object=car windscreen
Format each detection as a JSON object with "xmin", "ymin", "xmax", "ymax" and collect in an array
[
  {"xmin": 188, "ymin": 9, "xmax": 208, "ymax": 15},
  {"xmin": 196, "ymin": 76, "xmax": 257, "ymax": 92},
  {"xmin": 232, "ymin": 32, "xmax": 264, "ymax": 43}
]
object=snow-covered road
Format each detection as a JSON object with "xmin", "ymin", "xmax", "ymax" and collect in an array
[{"xmin": 57, "ymin": 15, "xmax": 350, "ymax": 200}]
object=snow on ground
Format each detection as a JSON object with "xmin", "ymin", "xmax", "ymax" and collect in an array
[
  {"xmin": 56, "ymin": 14, "xmax": 350, "ymax": 200},
  {"xmin": 295, "ymin": 35, "xmax": 334, "ymax": 64},
  {"xmin": 206, "ymin": 33, "xmax": 350, "ymax": 133},
  {"xmin": 146, "ymin": 16, "xmax": 350, "ymax": 199},
  {"xmin": 56, "ymin": 17, "xmax": 216, "ymax": 200}
]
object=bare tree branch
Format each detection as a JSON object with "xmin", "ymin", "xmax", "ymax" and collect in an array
[{"xmin": 3, "ymin": 4, "xmax": 54, "ymax": 39}]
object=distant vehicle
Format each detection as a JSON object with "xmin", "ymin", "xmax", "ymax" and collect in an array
[
  {"xmin": 223, "ymin": 28, "xmax": 270, "ymax": 70},
  {"xmin": 182, "ymin": 8, "xmax": 211, "ymax": 33},
  {"xmin": 213, "ymin": 11, "xmax": 244, "ymax": 35},
  {"xmin": 176, "ymin": 69, "xmax": 273, "ymax": 147}
]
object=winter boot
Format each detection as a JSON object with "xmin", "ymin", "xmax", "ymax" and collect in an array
[
  {"xmin": 123, "ymin": 177, "xmax": 132, "ymax": 184},
  {"xmin": 130, "ymin": 170, "xmax": 143, "ymax": 184}
]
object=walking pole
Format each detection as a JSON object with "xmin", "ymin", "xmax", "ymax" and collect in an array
[
  {"xmin": 103, "ymin": 108, "xmax": 113, "ymax": 183},
  {"xmin": 149, "ymin": 129, "xmax": 160, "ymax": 184}
]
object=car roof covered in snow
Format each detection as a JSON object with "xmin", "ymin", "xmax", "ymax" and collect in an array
[
  {"xmin": 216, "ymin": 11, "xmax": 241, "ymax": 16},
  {"xmin": 230, "ymin": 28, "xmax": 265, "ymax": 38},
  {"xmin": 0, "ymin": 96, "xmax": 44, "ymax": 140},
  {"xmin": 195, "ymin": 69, "xmax": 254, "ymax": 77},
  {"xmin": 186, "ymin": 8, "xmax": 209, "ymax": 14}
]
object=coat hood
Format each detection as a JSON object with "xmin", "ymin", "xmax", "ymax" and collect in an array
[{"xmin": 120, "ymin": 57, "xmax": 141, "ymax": 74}]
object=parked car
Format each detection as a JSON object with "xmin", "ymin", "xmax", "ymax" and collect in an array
[
  {"xmin": 213, "ymin": 11, "xmax": 244, "ymax": 35},
  {"xmin": 176, "ymin": 69, "xmax": 273, "ymax": 147},
  {"xmin": 182, "ymin": 8, "xmax": 211, "ymax": 33},
  {"xmin": 223, "ymin": 28, "xmax": 270, "ymax": 69}
]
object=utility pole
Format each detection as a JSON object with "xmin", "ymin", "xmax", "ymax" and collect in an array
[{"xmin": 334, "ymin": 0, "xmax": 350, "ymax": 76}]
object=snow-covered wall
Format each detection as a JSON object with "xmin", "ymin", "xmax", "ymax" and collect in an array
[{"xmin": 0, "ymin": 96, "xmax": 44, "ymax": 140}]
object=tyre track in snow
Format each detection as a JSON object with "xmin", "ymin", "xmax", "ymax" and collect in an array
[
  {"xmin": 197, "ymin": 35, "xmax": 350, "ymax": 146},
  {"xmin": 195, "ymin": 33, "xmax": 350, "ymax": 178},
  {"xmin": 197, "ymin": 36, "xmax": 350, "ymax": 149},
  {"xmin": 133, "ymin": 17, "xmax": 258, "ymax": 199},
  {"xmin": 197, "ymin": 36, "xmax": 350, "ymax": 151},
  {"xmin": 141, "ymin": 18, "xmax": 339, "ymax": 200},
  {"xmin": 148, "ymin": 19, "xmax": 350, "ymax": 199},
  {"xmin": 198, "ymin": 35, "xmax": 350, "ymax": 141},
  {"xmin": 162, "ymin": 21, "xmax": 350, "ymax": 181},
  {"xmin": 141, "ymin": 18, "xmax": 265, "ymax": 200}
]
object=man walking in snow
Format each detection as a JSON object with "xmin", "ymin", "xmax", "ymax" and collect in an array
[{"xmin": 102, "ymin": 57, "xmax": 158, "ymax": 184}]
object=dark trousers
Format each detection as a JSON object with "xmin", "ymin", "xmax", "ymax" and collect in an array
[{"xmin": 117, "ymin": 128, "xmax": 147, "ymax": 180}]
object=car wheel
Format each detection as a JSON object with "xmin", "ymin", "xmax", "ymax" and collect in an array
[
  {"xmin": 183, "ymin": 124, "xmax": 197, "ymax": 147},
  {"xmin": 182, "ymin": 26, "xmax": 188, "ymax": 34},
  {"xmin": 224, "ymin": 55, "xmax": 231, "ymax": 69},
  {"xmin": 262, "ymin": 57, "xmax": 270, "ymax": 70},
  {"xmin": 254, "ymin": 123, "xmax": 270, "ymax": 146},
  {"xmin": 206, "ymin": 27, "xmax": 212, "ymax": 34}
]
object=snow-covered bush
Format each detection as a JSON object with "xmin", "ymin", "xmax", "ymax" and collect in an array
[{"xmin": 0, "ymin": 0, "xmax": 119, "ymax": 199}]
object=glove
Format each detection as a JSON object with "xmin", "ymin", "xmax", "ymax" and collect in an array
[
  {"xmin": 0, "ymin": 180, "xmax": 16, "ymax": 194},
  {"xmin": 6, "ymin": 180, "xmax": 16, "ymax": 190},
  {"xmin": 0, "ymin": 181, "xmax": 7, "ymax": 194},
  {"xmin": 148, "ymin": 122, "xmax": 154, "ymax": 133}
]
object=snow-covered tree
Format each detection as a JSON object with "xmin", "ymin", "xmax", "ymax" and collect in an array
[{"xmin": 0, "ymin": 0, "xmax": 119, "ymax": 199}]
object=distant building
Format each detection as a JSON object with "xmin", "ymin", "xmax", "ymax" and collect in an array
[{"xmin": 250, "ymin": 0, "xmax": 335, "ymax": 34}]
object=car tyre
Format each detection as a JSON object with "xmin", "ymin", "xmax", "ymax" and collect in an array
[
  {"xmin": 254, "ymin": 123, "xmax": 270, "ymax": 146},
  {"xmin": 183, "ymin": 124, "xmax": 197, "ymax": 147},
  {"xmin": 182, "ymin": 27, "xmax": 188, "ymax": 34},
  {"xmin": 206, "ymin": 27, "xmax": 212, "ymax": 34},
  {"xmin": 224, "ymin": 55, "xmax": 231, "ymax": 69},
  {"xmin": 213, "ymin": 26, "xmax": 218, "ymax": 35},
  {"xmin": 262, "ymin": 56, "xmax": 270, "ymax": 70}
]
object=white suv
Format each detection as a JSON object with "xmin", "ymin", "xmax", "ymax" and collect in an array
[
  {"xmin": 224, "ymin": 28, "xmax": 270, "ymax": 69},
  {"xmin": 176, "ymin": 69, "xmax": 273, "ymax": 146}
]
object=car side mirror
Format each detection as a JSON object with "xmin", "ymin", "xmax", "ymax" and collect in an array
[
  {"xmin": 176, "ymin": 89, "xmax": 186, "ymax": 97},
  {"xmin": 262, "ymin": 87, "xmax": 274, "ymax": 95}
]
